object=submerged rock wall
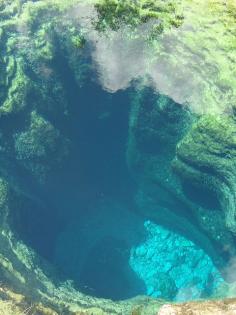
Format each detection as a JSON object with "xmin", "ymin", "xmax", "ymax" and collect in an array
[
  {"xmin": 126, "ymin": 88, "xmax": 236, "ymax": 267},
  {"xmin": 174, "ymin": 115, "xmax": 236, "ymax": 235}
]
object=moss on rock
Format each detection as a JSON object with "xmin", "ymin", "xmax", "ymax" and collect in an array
[
  {"xmin": 0, "ymin": 59, "xmax": 30, "ymax": 116},
  {"xmin": 95, "ymin": 0, "xmax": 183, "ymax": 31},
  {"xmin": 173, "ymin": 115, "xmax": 236, "ymax": 234},
  {"xmin": 14, "ymin": 110, "xmax": 70, "ymax": 182}
]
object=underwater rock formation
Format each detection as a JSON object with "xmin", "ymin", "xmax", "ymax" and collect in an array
[
  {"xmin": 0, "ymin": 0, "xmax": 236, "ymax": 314},
  {"xmin": 130, "ymin": 221, "xmax": 223, "ymax": 301},
  {"xmin": 174, "ymin": 115, "xmax": 236, "ymax": 235},
  {"xmin": 127, "ymin": 88, "xmax": 236, "ymax": 268}
]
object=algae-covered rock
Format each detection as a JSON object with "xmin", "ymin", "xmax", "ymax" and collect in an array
[
  {"xmin": 0, "ymin": 59, "xmax": 31, "ymax": 116},
  {"xmin": 90, "ymin": 0, "xmax": 236, "ymax": 115},
  {"xmin": 95, "ymin": 0, "xmax": 183, "ymax": 31},
  {"xmin": 173, "ymin": 115, "xmax": 236, "ymax": 234},
  {"xmin": 127, "ymin": 89, "xmax": 236, "ymax": 292},
  {"xmin": 14, "ymin": 110, "xmax": 70, "ymax": 182},
  {"xmin": 127, "ymin": 88, "xmax": 192, "ymax": 178}
]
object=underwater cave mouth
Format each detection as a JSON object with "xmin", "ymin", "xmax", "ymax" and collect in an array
[
  {"xmin": 10, "ymin": 82, "xmax": 225, "ymax": 302},
  {"xmin": 13, "ymin": 194, "xmax": 225, "ymax": 301}
]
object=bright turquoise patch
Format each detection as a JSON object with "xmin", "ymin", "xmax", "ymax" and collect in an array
[{"xmin": 129, "ymin": 220, "xmax": 224, "ymax": 301}]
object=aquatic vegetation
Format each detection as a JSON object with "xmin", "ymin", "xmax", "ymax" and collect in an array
[
  {"xmin": 1, "ymin": 0, "xmax": 236, "ymax": 113},
  {"xmin": 0, "ymin": 59, "xmax": 30, "ymax": 116},
  {"xmin": 91, "ymin": 0, "xmax": 236, "ymax": 115},
  {"xmin": 174, "ymin": 115, "xmax": 236, "ymax": 234},
  {"xmin": 127, "ymin": 86, "xmax": 236, "ymax": 274},
  {"xmin": 95, "ymin": 0, "xmax": 183, "ymax": 31},
  {"xmin": 14, "ymin": 110, "xmax": 70, "ymax": 182}
]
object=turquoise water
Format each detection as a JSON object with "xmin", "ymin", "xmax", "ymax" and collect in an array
[
  {"xmin": 130, "ymin": 221, "xmax": 223, "ymax": 301},
  {"xmin": 2, "ymin": 2, "xmax": 233, "ymax": 303}
]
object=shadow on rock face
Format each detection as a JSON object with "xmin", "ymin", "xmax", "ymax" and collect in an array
[{"xmin": 79, "ymin": 236, "xmax": 146, "ymax": 300}]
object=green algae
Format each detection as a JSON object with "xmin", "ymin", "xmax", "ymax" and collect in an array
[
  {"xmin": 173, "ymin": 115, "xmax": 236, "ymax": 234},
  {"xmin": 95, "ymin": 0, "xmax": 183, "ymax": 31},
  {"xmin": 0, "ymin": 59, "xmax": 30, "ymax": 116},
  {"xmin": 93, "ymin": 0, "xmax": 236, "ymax": 114},
  {"xmin": 14, "ymin": 110, "xmax": 69, "ymax": 182},
  {"xmin": 126, "ymin": 87, "xmax": 236, "ymax": 288},
  {"xmin": 1, "ymin": 0, "xmax": 236, "ymax": 114}
]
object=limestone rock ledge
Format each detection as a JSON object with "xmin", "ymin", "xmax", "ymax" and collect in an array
[
  {"xmin": 0, "ymin": 285, "xmax": 165, "ymax": 315},
  {"xmin": 158, "ymin": 299, "xmax": 236, "ymax": 315},
  {"xmin": 2, "ymin": 286, "xmax": 236, "ymax": 315}
]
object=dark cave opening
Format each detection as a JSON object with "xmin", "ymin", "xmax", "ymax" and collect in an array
[
  {"xmin": 182, "ymin": 181, "xmax": 221, "ymax": 211},
  {"xmin": 8, "ymin": 64, "xmax": 227, "ymax": 301},
  {"xmin": 10, "ymin": 74, "xmax": 148, "ymax": 300}
]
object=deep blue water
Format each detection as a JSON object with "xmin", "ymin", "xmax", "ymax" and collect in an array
[{"xmin": 10, "ymin": 66, "xmax": 226, "ymax": 301}]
